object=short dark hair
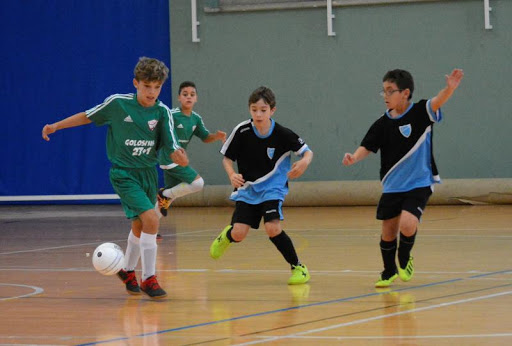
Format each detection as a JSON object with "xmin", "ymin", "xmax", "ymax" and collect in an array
[
  {"xmin": 179, "ymin": 81, "xmax": 196, "ymax": 94},
  {"xmin": 383, "ymin": 69, "xmax": 414, "ymax": 100},
  {"xmin": 133, "ymin": 57, "xmax": 169, "ymax": 82},
  {"xmin": 248, "ymin": 86, "xmax": 276, "ymax": 108}
]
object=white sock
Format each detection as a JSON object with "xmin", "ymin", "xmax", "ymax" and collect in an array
[
  {"xmin": 123, "ymin": 230, "xmax": 140, "ymax": 271},
  {"xmin": 163, "ymin": 177, "xmax": 204, "ymax": 200},
  {"xmin": 154, "ymin": 200, "xmax": 163, "ymax": 219},
  {"xmin": 140, "ymin": 232, "xmax": 157, "ymax": 281}
]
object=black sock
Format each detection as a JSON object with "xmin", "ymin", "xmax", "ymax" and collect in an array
[
  {"xmin": 380, "ymin": 238, "xmax": 397, "ymax": 277},
  {"xmin": 398, "ymin": 231, "xmax": 416, "ymax": 268},
  {"xmin": 270, "ymin": 231, "xmax": 299, "ymax": 268},
  {"xmin": 225, "ymin": 225, "xmax": 237, "ymax": 243}
]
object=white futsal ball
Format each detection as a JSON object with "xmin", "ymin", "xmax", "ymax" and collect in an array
[{"xmin": 92, "ymin": 242, "xmax": 124, "ymax": 276}]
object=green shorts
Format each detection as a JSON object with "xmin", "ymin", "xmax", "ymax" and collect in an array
[
  {"xmin": 109, "ymin": 166, "xmax": 158, "ymax": 220},
  {"xmin": 162, "ymin": 165, "xmax": 198, "ymax": 188}
]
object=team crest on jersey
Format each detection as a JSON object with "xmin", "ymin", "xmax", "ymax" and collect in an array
[
  {"xmin": 399, "ymin": 124, "xmax": 412, "ymax": 138},
  {"xmin": 147, "ymin": 120, "xmax": 158, "ymax": 131},
  {"xmin": 267, "ymin": 148, "xmax": 275, "ymax": 159}
]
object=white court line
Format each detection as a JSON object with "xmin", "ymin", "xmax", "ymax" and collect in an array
[
  {"xmin": 257, "ymin": 333, "xmax": 512, "ymax": 340},
  {"xmin": 173, "ymin": 233, "xmax": 512, "ymax": 240},
  {"xmin": 2, "ymin": 233, "xmax": 509, "ymax": 256},
  {"xmin": 0, "ymin": 283, "xmax": 44, "ymax": 301},
  {"xmin": 1, "ymin": 228, "xmax": 509, "ymax": 256},
  {"xmin": 285, "ymin": 228, "xmax": 511, "ymax": 232},
  {"xmin": 233, "ymin": 290, "xmax": 512, "ymax": 345},
  {"xmin": 211, "ymin": 268, "xmax": 508, "ymax": 275},
  {"xmin": 287, "ymin": 234, "xmax": 512, "ymax": 238},
  {"xmin": 0, "ymin": 241, "xmax": 111, "ymax": 255},
  {"xmin": 180, "ymin": 233, "xmax": 512, "ymax": 238},
  {"xmin": 0, "ymin": 267, "xmax": 508, "ymax": 276},
  {"xmin": 0, "ymin": 267, "xmax": 510, "ymax": 277},
  {"xmin": 0, "ymin": 268, "xmax": 210, "ymax": 273},
  {"xmin": 0, "ymin": 229, "xmax": 216, "ymax": 256}
]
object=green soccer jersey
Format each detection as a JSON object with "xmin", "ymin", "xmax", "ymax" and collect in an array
[
  {"xmin": 85, "ymin": 93, "xmax": 180, "ymax": 168},
  {"xmin": 158, "ymin": 107, "xmax": 210, "ymax": 166}
]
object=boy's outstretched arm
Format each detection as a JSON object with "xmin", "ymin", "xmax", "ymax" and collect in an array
[
  {"xmin": 288, "ymin": 150, "xmax": 313, "ymax": 180},
  {"xmin": 223, "ymin": 157, "xmax": 245, "ymax": 188},
  {"xmin": 430, "ymin": 69, "xmax": 464, "ymax": 112},
  {"xmin": 203, "ymin": 130, "xmax": 227, "ymax": 143},
  {"xmin": 342, "ymin": 146, "xmax": 372, "ymax": 166},
  {"xmin": 42, "ymin": 112, "xmax": 92, "ymax": 141}
]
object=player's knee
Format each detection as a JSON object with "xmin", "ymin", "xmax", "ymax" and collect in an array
[
  {"xmin": 399, "ymin": 211, "xmax": 419, "ymax": 234},
  {"xmin": 264, "ymin": 222, "xmax": 281, "ymax": 237},
  {"xmin": 231, "ymin": 224, "xmax": 250, "ymax": 241},
  {"xmin": 139, "ymin": 209, "xmax": 159, "ymax": 233},
  {"xmin": 191, "ymin": 177, "xmax": 204, "ymax": 192}
]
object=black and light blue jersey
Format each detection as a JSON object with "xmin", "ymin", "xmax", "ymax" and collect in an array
[
  {"xmin": 221, "ymin": 119, "xmax": 310, "ymax": 204},
  {"xmin": 361, "ymin": 99, "xmax": 442, "ymax": 193}
]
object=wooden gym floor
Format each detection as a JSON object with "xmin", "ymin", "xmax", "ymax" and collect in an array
[{"xmin": 0, "ymin": 204, "xmax": 511, "ymax": 345}]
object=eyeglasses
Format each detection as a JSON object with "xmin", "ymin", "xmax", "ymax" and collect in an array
[{"xmin": 380, "ymin": 89, "xmax": 403, "ymax": 97}]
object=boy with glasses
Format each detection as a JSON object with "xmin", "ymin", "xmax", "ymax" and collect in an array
[{"xmin": 343, "ymin": 68, "xmax": 464, "ymax": 287}]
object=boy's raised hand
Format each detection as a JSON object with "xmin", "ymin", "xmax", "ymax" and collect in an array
[{"xmin": 446, "ymin": 69, "xmax": 464, "ymax": 90}]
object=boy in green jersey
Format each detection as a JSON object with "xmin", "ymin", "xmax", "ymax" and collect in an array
[
  {"xmin": 42, "ymin": 57, "xmax": 188, "ymax": 299},
  {"xmin": 156, "ymin": 81, "xmax": 226, "ymax": 223}
]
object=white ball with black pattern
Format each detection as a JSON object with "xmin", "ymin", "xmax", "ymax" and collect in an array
[{"xmin": 92, "ymin": 243, "xmax": 124, "ymax": 276}]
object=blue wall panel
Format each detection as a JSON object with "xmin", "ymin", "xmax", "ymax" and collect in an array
[{"xmin": 1, "ymin": 0, "xmax": 170, "ymax": 203}]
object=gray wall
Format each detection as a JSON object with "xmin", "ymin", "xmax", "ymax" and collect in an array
[{"xmin": 170, "ymin": 0, "xmax": 511, "ymax": 186}]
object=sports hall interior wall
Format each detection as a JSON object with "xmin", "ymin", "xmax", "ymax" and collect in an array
[
  {"xmin": 2, "ymin": 1, "xmax": 510, "ymax": 206},
  {"xmin": 168, "ymin": 0, "xmax": 512, "ymax": 206}
]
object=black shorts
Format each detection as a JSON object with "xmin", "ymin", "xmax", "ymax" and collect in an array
[
  {"xmin": 376, "ymin": 186, "xmax": 433, "ymax": 221},
  {"xmin": 231, "ymin": 200, "xmax": 283, "ymax": 229}
]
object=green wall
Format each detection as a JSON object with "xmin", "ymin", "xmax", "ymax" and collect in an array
[{"xmin": 170, "ymin": 0, "xmax": 511, "ymax": 185}]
